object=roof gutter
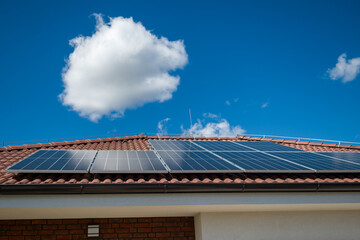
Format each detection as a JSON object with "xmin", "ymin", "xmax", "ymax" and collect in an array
[{"xmin": 1, "ymin": 182, "xmax": 360, "ymax": 194}]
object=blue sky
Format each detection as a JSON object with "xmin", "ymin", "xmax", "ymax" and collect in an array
[{"xmin": 1, "ymin": 0, "xmax": 360, "ymax": 145}]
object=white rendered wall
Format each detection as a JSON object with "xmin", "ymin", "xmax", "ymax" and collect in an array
[{"xmin": 195, "ymin": 211, "xmax": 360, "ymax": 240}]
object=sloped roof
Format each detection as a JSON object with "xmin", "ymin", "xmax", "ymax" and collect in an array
[{"xmin": 0, "ymin": 135, "xmax": 360, "ymax": 191}]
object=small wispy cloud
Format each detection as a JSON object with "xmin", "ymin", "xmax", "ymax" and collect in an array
[
  {"xmin": 181, "ymin": 113, "xmax": 245, "ymax": 137},
  {"xmin": 327, "ymin": 53, "xmax": 360, "ymax": 83},
  {"xmin": 225, "ymin": 98, "xmax": 239, "ymax": 106},
  {"xmin": 157, "ymin": 118, "xmax": 171, "ymax": 136},
  {"xmin": 203, "ymin": 112, "xmax": 219, "ymax": 119},
  {"xmin": 261, "ymin": 102, "xmax": 269, "ymax": 108}
]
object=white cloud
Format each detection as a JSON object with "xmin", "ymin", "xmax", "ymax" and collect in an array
[
  {"xmin": 59, "ymin": 15, "xmax": 188, "ymax": 122},
  {"xmin": 328, "ymin": 53, "xmax": 360, "ymax": 83},
  {"xmin": 157, "ymin": 118, "xmax": 171, "ymax": 136},
  {"xmin": 225, "ymin": 100, "xmax": 231, "ymax": 106},
  {"xmin": 181, "ymin": 115, "xmax": 245, "ymax": 137},
  {"xmin": 261, "ymin": 102, "xmax": 269, "ymax": 108}
]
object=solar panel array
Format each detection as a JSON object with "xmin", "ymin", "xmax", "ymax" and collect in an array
[{"xmin": 6, "ymin": 140, "xmax": 360, "ymax": 174}]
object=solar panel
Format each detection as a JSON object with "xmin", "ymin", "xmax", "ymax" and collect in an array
[
  {"xmin": 234, "ymin": 141, "xmax": 303, "ymax": 152},
  {"xmin": 269, "ymin": 152, "xmax": 360, "ymax": 172},
  {"xmin": 315, "ymin": 152, "xmax": 360, "ymax": 165},
  {"xmin": 90, "ymin": 150, "xmax": 168, "ymax": 173},
  {"xmin": 6, "ymin": 150, "xmax": 97, "ymax": 173},
  {"xmin": 156, "ymin": 150, "xmax": 242, "ymax": 173},
  {"xmin": 213, "ymin": 151, "xmax": 312, "ymax": 172},
  {"xmin": 194, "ymin": 141, "xmax": 254, "ymax": 151},
  {"xmin": 149, "ymin": 140, "xmax": 204, "ymax": 151}
]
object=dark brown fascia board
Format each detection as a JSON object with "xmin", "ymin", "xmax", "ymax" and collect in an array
[{"xmin": 1, "ymin": 183, "xmax": 360, "ymax": 194}]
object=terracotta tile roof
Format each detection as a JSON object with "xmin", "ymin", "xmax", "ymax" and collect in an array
[{"xmin": 1, "ymin": 135, "xmax": 360, "ymax": 186}]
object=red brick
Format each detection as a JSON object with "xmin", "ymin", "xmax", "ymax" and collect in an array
[
  {"xmin": 24, "ymin": 237, "xmax": 40, "ymax": 240},
  {"xmin": 137, "ymin": 228, "xmax": 151, "ymax": 233},
  {"xmin": 115, "ymin": 228, "xmax": 130, "ymax": 233},
  {"xmin": 8, "ymin": 237, "xmax": 24, "ymax": 240},
  {"xmin": 1, "ymin": 221, "xmax": 15, "ymax": 225},
  {"xmin": 171, "ymin": 232, "xmax": 185, "ymax": 237},
  {"xmin": 42, "ymin": 225, "xmax": 57, "ymax": 230},
  {"xmin": 61, "ymin": 220, "xmax": 78, "ymax": 224},
  {"xmin": 22, "ymin": 231, "xmax": 37, "ymax": 236},
  {"xmin": 181, "ymin": 227, "xmax": 195, "ymax": 232},
  {"xmin": 65, "ymin": 224, "xmax": 81, "ymax": 230},
  {"xmin": 102, "ymin": 234, "xmax": 118, "ymax": 238},
  {"xmin": 37, "ymin": 230, "xmax": 53, "ymax": 235},
  {"xmin": 40, "ymin": 236, "xmax": 56, "ymax": 240},
  {"xmin": 101, "ymin": 228, "xmax": 115, "ymax": 234},
  {"xmin": 152, "ymin": 227, "xmax": 166, "ymax": 232},
  {"xmin": 156, "ymin": 232, "xmax": 170, "ymax": 237},
  {"xmin": 54, "ymin": 230, "xmax": 69, "ymax": 235},
  {"xmin": 46, "ymin": 220, "xmax": 62, "ymax": 225},
  {"xmin": 109, "ymin": 218, "xmax": 124, "ymax": 223},
  {"xmin": 6, "ymin": 231, "xmax": 22, "ymax": 236},
  {"xmin": 69, "ymin": 229, "xmax": 84, "ymax": 234},
  {"xmin": 167, "ymin": 227, "xmax": 181, "ymax": 232},
  {"xmin": 133, "ymin": 233, "xmax": 148, "ymax": 238},
  {"xmin": 138, "ymin": 218, "xmax": 152, "ymax": 223},
  {"xmin": 56, "ymin": 236, "xmax": 71, "ymax": 240},
  {"xmin": 116, "ymin": 233, "xmax": 132, "ymax": 238},
  {"xmin": 111, "ymin": 223, "xmax": 119, "ymax": 228},
  {"xmin": 123, "ymin": 218, "xmax": 137, "ymax": 223},
  {"xmin": 9, "ymin": 226, "xmax": 25, "ymax": 231},
  {"xmin": 31, "ymin": 220, "xmax": 46, "ymax": 225},
  {"xmin": 26, "ymin": 225, "xmax": 41, "ymax": 231},
  {"xmin": 15, "ymin": 221, "xmax": 31, "ymax": 225},
  {"xmin": 135, "ymin": 223, "xmax": 150, "ymax": 228}
]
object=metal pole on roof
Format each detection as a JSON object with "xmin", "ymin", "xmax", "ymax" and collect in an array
[{"xmin": 189, "ymin": 109, "xmax": 193, "ymax": 136}]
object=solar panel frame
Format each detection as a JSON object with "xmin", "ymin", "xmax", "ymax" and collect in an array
[
  {"xmin": 6, "ymin": 150, "xmax": 98, "ymax": 174},
  {"xmin": 90, "ymin": 150, "xmax": 168, "ymax": 174},
  {"xmin": 269, "ymin": 152, "xmax": 360, "ymax": 172}
]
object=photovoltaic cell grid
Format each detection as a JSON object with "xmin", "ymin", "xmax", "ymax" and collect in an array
[
  {"xmin": 235, "ymin": 141, "xmax": 304, "ymax": 152},
  {"xmin": 155, "ymin": 150, "xmax": 241, "ymax": 172},
  {"xmin": 149, "ymin": 140, "xmax": 204, "ymax": 151},
  {"xmin": 194, "ymin": 141, "xmax": 254, "ymax": 151},
  {"xmin": 270, "ymin": 152, "xmax": 360, "ymax": 172},
  {"xmin": 90, "ymin": 150, "xmax": 167, "ymax": 173},
  {"xmin": 213, "ymin": 152, "xmax": 312, "ymax": 172},
  {"xmin": 7, "ymin": 150, "xmax": 97, "ymax": 173},
  {"xmin": 314, "ymin": 152, "xmax": 360, "ymax": 165}
]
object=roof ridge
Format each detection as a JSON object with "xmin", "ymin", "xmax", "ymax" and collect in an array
[{"xmin": 1, "ymin": 134, "xmax": 360, "ymax": 152}]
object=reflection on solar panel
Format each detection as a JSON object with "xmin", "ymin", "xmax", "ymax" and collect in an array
[
  {"xmin": 149, "ymin": 140, "xmax": 203, "ymax": 151},
  {"xmin": 214, "ymin": 151, "xmax": 312, "ymax": 172},
  {"xmin": 315, "ymin": 152, "xmax": 360, "ymax": 165},
  {"xmin": 90, "ymin": 151, "xmax": 167, "ymax": 173},
  {"xmin": 156, "ymin": 151, "xmax": 242, "ymax": 172},
  {"xmin": 194, "ymin": 141, "xmax": 254, "ymax": 151},
  {"xmin": 270, "ymin": 152, "xmax": 360, "ymax": 172},
  {"xmin": 235, "ymin": 141, "xmax": 303, "ymax": 152},
  {"xmin": 6, "ymin": 150, "xmax": 97, "ymax": 173}
]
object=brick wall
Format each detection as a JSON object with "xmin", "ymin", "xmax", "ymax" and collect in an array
[{"xmin": 0, "ymin": 217, "xmax": 195, "ymax": 240}]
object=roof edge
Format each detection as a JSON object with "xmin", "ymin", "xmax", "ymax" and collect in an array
[{"xmin": 1, "ymin": 182, "xmax": 360, "ymax": 194}]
